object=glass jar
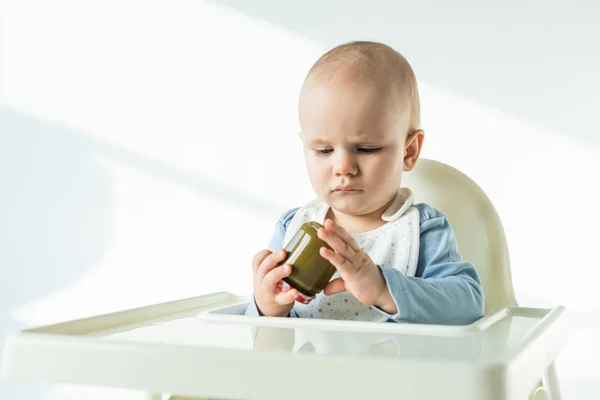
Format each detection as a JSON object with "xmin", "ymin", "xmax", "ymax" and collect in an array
[{"xmin": 277, "ymin": 221, "xmax": 336, "ymax": 304}]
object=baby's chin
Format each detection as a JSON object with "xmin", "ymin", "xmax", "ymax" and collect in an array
[{"xmin": 326, "ymin": 194, "xmax": 379, "ymax": 217}]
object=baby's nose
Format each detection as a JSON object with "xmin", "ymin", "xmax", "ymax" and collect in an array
[{"xmin": 333, "ymin": 153, "xmax": 358, "ymax": 176}]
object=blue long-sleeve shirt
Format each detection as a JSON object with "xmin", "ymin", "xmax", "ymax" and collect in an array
[{"xmin": 246, "ymin": 203, "xmax": 484, "ymax": 325}]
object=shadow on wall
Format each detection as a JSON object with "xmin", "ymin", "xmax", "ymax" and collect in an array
[
  {"xmin": 0, "ymin": 105, "xmax": 282, "ymax": 329},
  {"xmin": 212, "ymin": 0, "xmax": 600, "ymax": 147},
  {"xmin": 0, "ymin": 106, "xmax": 113, "ymax": 399},
  {"xmin": 0, "ymin": 107, "xmax": 113, "ymax": 337},
  {"xmin": 0, "ymin": 105, "xmax": 281, "ymax": 338}
]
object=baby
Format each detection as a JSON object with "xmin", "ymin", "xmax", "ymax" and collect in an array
[{"xmin": 246, "ymin": 41, "xmax": 484, "ymax": 325}]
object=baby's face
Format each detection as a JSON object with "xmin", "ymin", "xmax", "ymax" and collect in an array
[{"xmin": 299, "ymin": 80, "xmax": 411, "ymax": 218}]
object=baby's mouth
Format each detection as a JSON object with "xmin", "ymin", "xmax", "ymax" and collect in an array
[{"xmin": 333, "ymin": 186, "xmax": 363, "ymax": 193}]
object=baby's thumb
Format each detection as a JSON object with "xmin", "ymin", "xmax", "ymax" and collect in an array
[{"xmin": 323, "ymin": 278, "xmax": 347, "ymax": 295}]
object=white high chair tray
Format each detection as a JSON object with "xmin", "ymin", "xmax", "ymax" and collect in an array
[{"xmin": 1, "ymin": 292, "xmax": 567, "ymax": 400}]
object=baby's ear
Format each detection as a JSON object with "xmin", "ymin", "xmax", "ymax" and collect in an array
[{"xmin": 403, "ymin": 129, "xmax": 424, "ymax": 171}]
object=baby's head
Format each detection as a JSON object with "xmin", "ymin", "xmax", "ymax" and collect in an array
[{"xmin": 298, "ymin": 41, "xmax": 424, "ymax": 219}]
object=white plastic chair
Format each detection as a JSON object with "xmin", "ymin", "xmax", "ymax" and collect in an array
[{"xmin": 402, "ymin": 158, "xmax": 561, "ymax": 400}]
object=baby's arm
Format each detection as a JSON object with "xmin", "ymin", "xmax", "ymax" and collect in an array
[
  {"xmin": 245, "ymin": 209, "xmax": 300, "ymax": 318},
  {"xmin": 376, "ymin": 204, "xmax": 484, "ymax": 325}
]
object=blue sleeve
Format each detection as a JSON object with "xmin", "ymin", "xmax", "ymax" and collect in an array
[
  {"xmin": 376, "ymin": 203, "xmax": 485, "ymax": 325},
  {"xmin": 266, "ymin": 208, "xmax": 298, "ymax": 252},
  {"xmin": 245, "ymin": 208, "xmax": 301, "ymax": 317}
]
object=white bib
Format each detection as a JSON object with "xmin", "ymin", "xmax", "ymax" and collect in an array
[{"xmin": 284, "ymin": 188, "xmax": 420, "ymax": 322}]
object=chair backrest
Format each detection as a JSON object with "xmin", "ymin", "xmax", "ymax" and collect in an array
[{"xmin": 402, "ymin": 158, "xmax": 517, "ymax": 314}]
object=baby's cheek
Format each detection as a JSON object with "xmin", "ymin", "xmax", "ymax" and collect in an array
[
  {"xmin": 306, "ymin": 162, "xmax": 326, "ymax": 180},
  {"xmin": 368, "ymin": 165, "xmax": 391, "ymax": 186}
]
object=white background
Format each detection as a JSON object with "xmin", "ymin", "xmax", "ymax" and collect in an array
[{"xmin": 1, "ymin": 0, "xmax": 599, "ymax": 398}]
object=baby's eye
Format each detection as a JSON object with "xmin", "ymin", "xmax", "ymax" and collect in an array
[
  {"xmin": 357, "ymin": 147, "xmax": 380, "ymax": 154},
  {"xmin": 314, "ymin": 148, "xmax": 333, "ymax": 155}
]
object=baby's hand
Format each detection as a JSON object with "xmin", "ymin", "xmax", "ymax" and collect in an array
[
  {"xmin": 252, "ymin": 249, "xmax": 300, "ymax": 317},
  {"xmin": 318, "ymin": 219, "xmax": 398, "ymax": 314}
]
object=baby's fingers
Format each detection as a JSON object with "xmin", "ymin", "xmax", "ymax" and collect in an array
[
  {"xmin": 275, "ymin": 287, "xmax": 300, "ymax": 305},
  {"xmin": 256, "ymin": 249, "xmax": 287, "ymax": 280},
  {"xmin": 262, "ymin": 264, "xmax": 292, "ymax": 290},
  {"xmin": 323, "ymin": 277, "xmax": 347, "ymax": 296}
]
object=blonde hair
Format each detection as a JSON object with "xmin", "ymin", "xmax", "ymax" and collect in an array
[{"xmin": 305, "ymin": 41, "xmax": 421, "ymax": 132}]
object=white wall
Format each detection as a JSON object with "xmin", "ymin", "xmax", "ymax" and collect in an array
[{"xmin": 1, "ymin": 0, "xmax": 599, "ymax": 398}]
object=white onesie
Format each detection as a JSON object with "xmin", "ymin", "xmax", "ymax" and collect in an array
[{"xmin": 284, "ymin": 187, "xmax": 420, "ymax": 322}]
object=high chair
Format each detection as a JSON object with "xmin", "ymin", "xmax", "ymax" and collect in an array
[
  {"xmin": 403, "ymin": 158, "xmax": 563, "ymax": 400},
  {"xmin": 0, "ymin": 159, "xmax": 567, "ymax": 400}
]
